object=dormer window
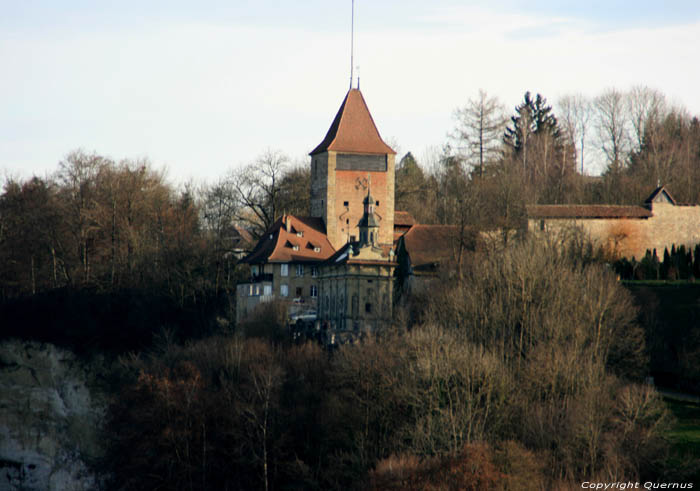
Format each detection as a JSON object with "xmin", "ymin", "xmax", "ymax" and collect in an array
[
  {"xmin": 296, "ymin": 231, "xmax": 303, "ymax": 237},
  {"xmin": 314, "ymin": 247, "xmax": 321, "ymax": 253},
  {"xmin": 293, "ymin": 244, "xmax": 299, "ymax": 251}
]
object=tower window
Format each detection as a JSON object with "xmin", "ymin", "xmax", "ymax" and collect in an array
[
  {"xmin": 346, "ymin": 218, "xmax": 349, "ymax": 224},
  {"xmin": 376, "ymin": 201, "xmax": 379, "ymax": 206},
  {"xmin": 343, "ymin": 201, "xmax": 349, "ymax": 207}
]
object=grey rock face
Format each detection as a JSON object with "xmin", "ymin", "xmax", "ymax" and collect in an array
[{"xmin": 0, "ymin": 341, "xmax": 106, "ymax": 491}]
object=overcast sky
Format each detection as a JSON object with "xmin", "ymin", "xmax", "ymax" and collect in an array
[{"xmin": 2, "ymin": 0, "xmax": 700, "ymax": 183}]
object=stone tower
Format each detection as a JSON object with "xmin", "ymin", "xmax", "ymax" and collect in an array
[{"xmin": 309, "ymin": 88, "xmax": 396, "ymax": 250}]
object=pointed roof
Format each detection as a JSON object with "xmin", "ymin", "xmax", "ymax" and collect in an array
[
  {"xmin": 310, "ymin": 89, "xmax": 396, "ymax": 156},
  {"xmin": 644, "ymin": 186, "xmax": 676, "ymax": 206}
]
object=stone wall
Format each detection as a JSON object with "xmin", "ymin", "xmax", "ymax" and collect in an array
[{"xmin": 529, "ymin": 202, "xmax": 700, "ymax": 259}]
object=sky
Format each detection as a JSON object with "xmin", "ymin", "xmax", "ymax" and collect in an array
[{"xmin": 2, "ymin": 0, "xmax": 700, "ymax": 184}]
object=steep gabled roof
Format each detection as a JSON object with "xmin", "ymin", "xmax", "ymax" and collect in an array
[
  {"xmin": 310, "ymin": 89, "xmax": 396, "ymax": 156},
  {"xmin": 644, "ymin": 186, "xmax": 676, "ymax": 205},
  {"xmin": 527, "ymin": 205, "xmax": 652, "ymax": 219},
  {"xmin": 241, "ymin": 215, "xmax": 335, "ymax": 264}
]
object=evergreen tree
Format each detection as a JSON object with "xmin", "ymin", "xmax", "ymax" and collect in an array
[{"xmin": 503, "ymin": 91, "xmax": 575, "ymax": 203}]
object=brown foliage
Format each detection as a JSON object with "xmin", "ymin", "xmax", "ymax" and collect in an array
[{"xmin": 368, "ymin": 443, "xmax": 503, "ymax": 491}]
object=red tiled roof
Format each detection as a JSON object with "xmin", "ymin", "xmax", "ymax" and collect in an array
[
  {"xmin": 310, "ymin": 89, "xmax": 396, "ymax": 156},
  {"xmin": 241, "ymin": 215, "xmax": 335, "ymax": 264},
  {"xmin": 527, "ymin": 205, "xmax": 652, "ymax": 219},
  {"xmin": 401, "ymin": 224, "xmax": 477, "ymax": 268}
]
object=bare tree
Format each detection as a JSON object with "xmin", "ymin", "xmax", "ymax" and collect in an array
[
  {"xmin": 627, "ymin": 85, "xmax": 667, "ymax": 153},
  {"xmin": 595, "ymin": 89, "xmax": 631, "ymax": 178},
  {"xmin": 231, "ymin": 150, "xmax": 289, "ymax": 237},
  {"xmin": 450, "ymin": 90, "xmax": 506, "ymax": 178},
  {"xmin": 558, "ymin": 94, "xmax": 593, "ymax": 174},
  {"xmin": 56, "ymin": 150, "xmax": 111, "ymax": 284}
]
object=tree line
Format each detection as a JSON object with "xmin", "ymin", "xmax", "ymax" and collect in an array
[
  {"xmin": 395, "ymin": 86, "xmax": 700, "ymax": 236},
  {"xmin": 0, "ymin": 149, "xmax": 311, "ymax": 304}
]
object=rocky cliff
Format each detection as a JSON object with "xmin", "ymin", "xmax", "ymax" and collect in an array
[{"xmin": 0, "ymin": 341, "xmax": 106, "ymax": 491}]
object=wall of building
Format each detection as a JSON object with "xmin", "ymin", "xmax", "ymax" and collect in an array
[
  {"xmin": 318, "ymin": 262, "xmax": 394, "ymax": 336},
  {"xmin": 236, "ymin": 262, "xmax": 320, "ymax": 323},
  {"xmin": 529, "ymin": 202, "xmax": 700, "ymax": 259},
  {"xmin": 311, "ymin": 150, "xmax": 395, "ymax": 250}
]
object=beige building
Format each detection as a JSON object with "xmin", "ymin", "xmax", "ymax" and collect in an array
[
  {"xmin": 527, "ymin": 187, "xmax": 700, "ymax": 259},
  {"xmin": 317, "ymin": 188, "xmax": 396, "ymax": 343},
  {"xmin": 236, "ymin": 215, "xmax": 334, "ymax": 322}
]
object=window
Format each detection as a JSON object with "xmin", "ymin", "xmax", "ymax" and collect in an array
[
  {"xmin": 346, "ymin": 218, "xmax": 349, "ymax": 224},
  {"xmin": 280, "ymin": 264, "xmax": 289, "ymax": 276},
  {"xmin": 352, "ymin": 295, "xmax": 358, "ymax": 316},
  {"xmin": 251, "ymin": 265, "xmax": 259, "ymax": 276},
  {"xmin": 310, "ymin": 285, "xmax": 318, "ymax": 297},
  {"xmin": 296, "ymin": 264, "xmax": 304, "ymax": 276},
  {"xmin": 263, "ymin": 285, "xmax": 272, "ymax": 296},
  {"xmin": 314, "ymin": 247, "xmax": 321, "ymax": 253},
  {"xmin": 311, "ymin": 266, "xmax": 318, "ymax": 277},
  {"xmin": 343, "ymin": 201, "xmax": 349, "ymax": 207},
  {"xmin": 281, "ymin": 284, "xmax": 289, "ymax": 297},
  {"xmin": 297, "ymin": 231, "xmax": 303, "ymax": 237},
  {"xmin": 255, "ymin": 285, "xmax": 260, "ymax": 296},
  {"xmin": 365, "ymin": 303, "xmax": 372, "ymax": 313},
  {"xmin": 248, "ymin": 284, "xmax": 254, "ymax": 296},
  {"xmin": 376, "ymin": 200, "xmax": 379, "ymax": 206},
  {"xmin": 296, "ymin": 287, "xmax": 303, "ymax": 297}
]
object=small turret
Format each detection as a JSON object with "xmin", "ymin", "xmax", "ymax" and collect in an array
[{"xmin": 357, "ymin": 180, "xmax": 379, "ymax": 247}]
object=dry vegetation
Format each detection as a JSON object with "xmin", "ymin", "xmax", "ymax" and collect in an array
[{"xmin": 102, "ymin": 240, "xmax": 675, "ymax": 489}]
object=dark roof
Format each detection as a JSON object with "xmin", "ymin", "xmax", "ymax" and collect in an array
[
  {"xmin": 324, "ymin": 242, "xmax": 395, "ymax": 266},
  {"xmin": 358, "ymin": 211, "xmax": 379, "ymax": 228},
  {"xmin": 527, "ymin": 205, "xmax": 652, "ymax": 219},
  {"xmin": 310, "ymin": 89, "xmax": 396, "ymax": 156},
  {"xmin": 394, "ymin": 211, "xmax": 416, "ymax": 227},
  {"xmin": 644, "ymin": 186, "xmax": 676, "ymax": 205},
  {"xmin": 401, "ymin": 224, "xmax": 477, "ymax": 268},
  {"xmin": 241, "ymin": 215, "xmax": 335, "ymax": 264}
]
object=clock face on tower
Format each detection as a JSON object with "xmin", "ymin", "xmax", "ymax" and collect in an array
[{"xmin": 354, "ymin": 177, "xmax": 369, "ymax": 191}]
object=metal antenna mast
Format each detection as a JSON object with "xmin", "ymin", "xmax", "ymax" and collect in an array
[{"xmin": 350, "ymin": 0, "xmax": 354, "ymax": 90}]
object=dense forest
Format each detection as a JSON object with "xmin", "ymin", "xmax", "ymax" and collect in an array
[{"xmin": 2, "ymin": 85, "xmax": 700, "ymax": 488}]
